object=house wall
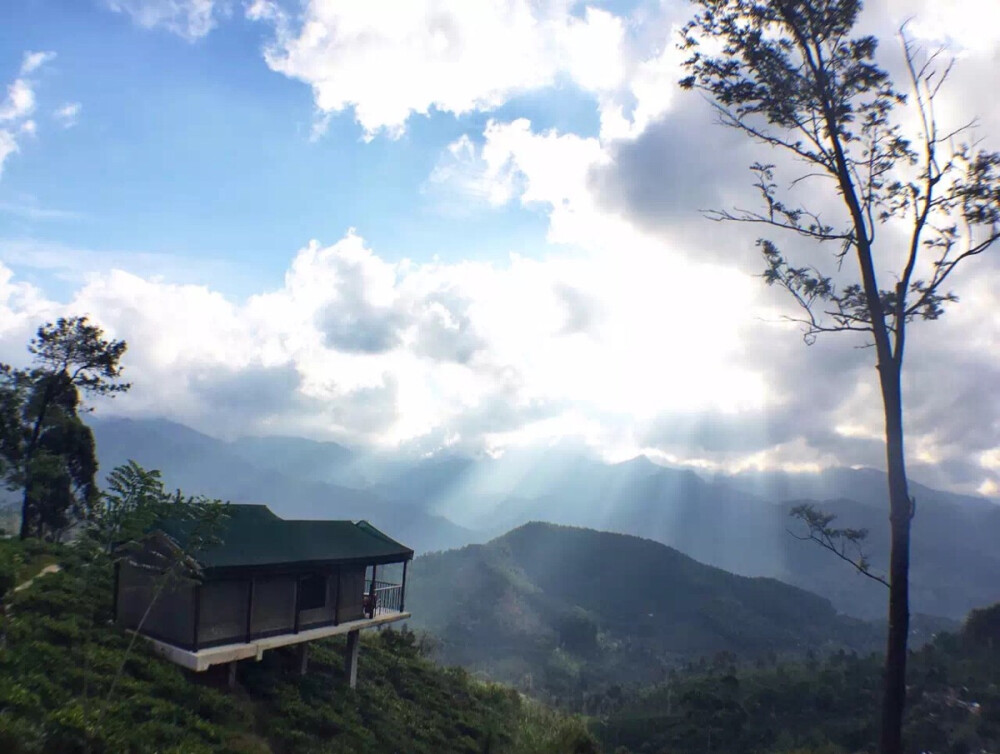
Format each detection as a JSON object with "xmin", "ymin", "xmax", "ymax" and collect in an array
[
  {"xmin": 297, "ymin": 568, "xmax": 336, "ymax": 629},
  {"xmin": 120, "ymin": 558, "xmax": 395, "ymax": 650},
  {"xmin": 193, "ymin": 566, "xmax": 371, "ymax": 646},
  {"xmin": 250, "ymin": 575, "xmax": 297, "ymax": 637},
  {"xmin": 198, "ymin": 578, "xmax": 250, "ymax": 646},
  {"xmin": 337, "ymin": 565, "xmax": 366, "ymax": 623},
  {"xmin": 117, "ymin": 562, "xmax": 196, "ymax": 648}
]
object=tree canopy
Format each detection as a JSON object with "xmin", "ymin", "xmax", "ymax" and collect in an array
[{"xmin": 0, "ymin": 316, "xmax": 130, "ymax": 539}]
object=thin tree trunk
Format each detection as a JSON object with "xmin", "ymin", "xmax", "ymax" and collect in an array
[
  {"xmin": 19, "ymin": 485, "xmax": 32, "ymax": 540},
  {"xmin": 19, "ymin": 378, "xmax": 56, "ymax": 540},
  {"xmin": 878, "ymin": 360, "xmax": 911, "ymax": 754}
]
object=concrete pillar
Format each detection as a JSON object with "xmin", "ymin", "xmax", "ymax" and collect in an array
[
  {"xmin": 227, "ymin": 661, "xmax": 237, "ymax": 689},
  {"xmin": 345, "ymin": 629, "xmax": 360, "ymax": 688},
  {"xmin": 297, "ymin": 643, "xmax": 309, "ymax": 676}
]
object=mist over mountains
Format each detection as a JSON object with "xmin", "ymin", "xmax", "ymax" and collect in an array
[{"xmin": 89, "ymin": 417, "xmax": 1000, "ymax": 621}]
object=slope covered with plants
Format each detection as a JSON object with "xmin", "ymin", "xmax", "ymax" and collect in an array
[
  {"xmin": 0, "ymin": 537, "xmax": 598, "ymax": 754},
  {"xmin": 593, "ymin": 604, "xmax": 1000, "ymax": 754}
]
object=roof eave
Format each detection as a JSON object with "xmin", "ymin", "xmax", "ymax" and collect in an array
[{"xmin": 199, "ymin": 551, "xmax": 414, "ymax": 579}]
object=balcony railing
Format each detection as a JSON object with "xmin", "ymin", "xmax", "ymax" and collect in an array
[{"xmin": 363, "ymin": 579, "xmax": 403, "ymax": 617}]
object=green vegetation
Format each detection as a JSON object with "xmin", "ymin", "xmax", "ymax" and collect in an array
[
  {"xmin": 407, "ymin": 522, "xmax": 882, "ymax": 702},
  {"xmin": 2, "ymin": 506, "xmax": 998, "ymax": 754},
  {"xmin": 1, "ymin": 316, "xmax": 130, "ymax": 540},
  {"xmin": 593, "ymin": 604, "xmax": 1000, "ymax": 754},
  {"xmin": 0, "ymin": 535, "xmax": 598, "ymax": 753}
]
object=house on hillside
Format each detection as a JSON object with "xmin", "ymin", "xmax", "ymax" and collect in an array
[{"xmin": 113, "ymin": 504, "xmax": 413, "ymax": 687}]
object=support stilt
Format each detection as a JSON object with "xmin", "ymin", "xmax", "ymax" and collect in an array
[
  {"xmin": 227, "ymin": 660, "xmax": 237, "ymax": 689},
  {"xmin": 298, "ymin": 643, "xmax": 309, "ymax": 676},
  {"xmin": 345, "ymin": 629, "xmax": 360, "ymax": 689}
]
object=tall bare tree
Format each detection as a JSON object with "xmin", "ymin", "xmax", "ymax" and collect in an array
[{"xmin": 678, "ymin": 1, "xmax": 1000, "ymax": 752}]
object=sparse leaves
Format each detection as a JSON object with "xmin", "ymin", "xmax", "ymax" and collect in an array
[
  {"xmin": 680, "ymin": 0, "xmax": 1000, "ymax": 358},
  {"xmin": 788, "ymin": 503, "xmax": 888, "ymax": 588}
]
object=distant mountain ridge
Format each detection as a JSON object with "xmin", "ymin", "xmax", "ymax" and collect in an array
[
  {"xmin": 405, "ymin": 522, "xmax": 880, "ymax": 696},
  {"xmin": 87, "ymin": 416, "xmax": 1000, "ymax": 620},
  {"xmin": 88, "ymin": 417, "xmax": 474, "ymax": 554}
]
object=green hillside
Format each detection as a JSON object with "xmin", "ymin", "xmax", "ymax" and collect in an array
[
  {"xmin": 0, "ymin": 538, "xmax": 597, "ymax": 754},
  {"xmin": 406, "ymin": 522, "xmax": 878, "ymax": 701},
  {"xmin": 593, "ymin": 604, "xmax": 1000, "ymax": 754}
]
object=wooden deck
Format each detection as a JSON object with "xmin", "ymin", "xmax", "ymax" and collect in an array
[{"xmin": 141, "ymin": 610, "xmax": 410, "ymax": 672}]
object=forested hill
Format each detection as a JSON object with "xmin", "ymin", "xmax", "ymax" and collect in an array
[
  {"xmin": 406, "ymin": 522, "xmax": 878, "ymax": 700},
  {"xmin": 593, "ymin": 603, "xmax": 1000, "ymax": 754}
]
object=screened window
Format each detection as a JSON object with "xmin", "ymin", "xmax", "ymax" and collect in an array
[{"xmin": 298, "ymin": 574, "xmax": 327, "ymax": 611}]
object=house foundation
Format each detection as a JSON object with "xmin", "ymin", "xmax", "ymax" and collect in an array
[{"xmin": 345, "ymin": 629, "xmax": 360, "ymax": 688}]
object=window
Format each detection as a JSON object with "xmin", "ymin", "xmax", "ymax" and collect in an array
[{"xmin": 298, "ymin": 574, "xmax": 327, "ymax": 611}]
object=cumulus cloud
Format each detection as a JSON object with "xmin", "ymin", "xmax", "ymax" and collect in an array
[
  {"xmin": 248, "ymin": 0, "xmax": 626, "ymax": 138},
  {"xmin": 105, "ymin": 0, "xmax": 222, "ymax": 40},
  {"xmin": 0, "ymin": 226, "xmax": 766, "ymax": 448},
  {"xmin": 2, "ymin": 207, "xmax": 998, "ymax": 495},
  {"xmin": 3, "ymin": 1, "xmax": 996, "ymax": 497},
  {"xmin": 413, "ymin": 0, "xmax": 1000, "ymax": 495},
  {"xmin": 0, "ymin": 51, "xmax": 57, "ymax": 179},
  {"xmin": 0, "ymin": 79, "xmax": 37, "ymax": 123}
]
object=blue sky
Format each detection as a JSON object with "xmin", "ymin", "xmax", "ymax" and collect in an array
[
  {"xmin": 1, "ymin": 0, "xmax": 611, "ymax": 298},
  {"xmin": 1, "ymin": 0, "xmax": 999, "ymax": 498}
]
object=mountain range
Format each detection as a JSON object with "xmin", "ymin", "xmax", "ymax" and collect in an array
[
  {"xmin": 404, "ymin": 522, "xmax": 883, "ymax": 697},
  {"xmin": 87, "ymin": 416, "xmax": 1000, "ymax": 620}
]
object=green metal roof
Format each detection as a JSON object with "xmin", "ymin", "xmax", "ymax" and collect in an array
[{"xmin": 157, "ymin": 504, "xmax": 413, "ymax": 573}]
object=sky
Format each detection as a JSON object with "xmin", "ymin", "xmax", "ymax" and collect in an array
[{"xmin": 0, "ymin": 0, "xmax": 998, "ymax": 498}]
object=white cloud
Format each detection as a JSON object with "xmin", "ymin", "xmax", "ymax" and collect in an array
[
  {"xmin": 251, "ymin": 0, "xmax": 626, "ymax": 138},
  {"xmin": 1, "ymin": 1, "xmax": 996, "ymax": 497},
  {"xmin": 19, "ymin": 51, "xmax": 56, "ymax": 76},
  {"xmin": 1, "ymin": 210, "xmax": 997, "ymax": 493},
  {"xmin": 0, "ymin": 51, "xmax": 56, "ymax": 178},
  {"xmin": 430, "ymin": 117, "xmax": 620, "ymax": 252},
  {"xmin": 53, "ymin": 102, "xmax": 81, "ymax": 129},
  {"xmin": 105, "ymin": 0, "xmax": 222, "ymax": 40},
  {"xmin": 0, "ymin": 226, "xmax": 768, "ymax": 450},
  {"xmin": 0, "ymin": 79, "xmax": 37, "ymax": 122},
  {"xmin": 414, "ymin": 0, "xmax": 1000, "ymax": 493},
  {"xmin": 0, "ymin": 131, "xmax": 18, "ymax": 176},
  {"xmin": 884, "ymin": 0, "xmax": 1000, "ymax": 54}
]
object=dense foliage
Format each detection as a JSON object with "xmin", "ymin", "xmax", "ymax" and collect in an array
[
  {"xmin": 0, "ymin": 536, "xmax": 598, "ymax": 753},
  {"xmin": 0, "ymin": 317, "xmax": 130, "ymax": 539},
  {"xmin": 593, "ymin": 605, "xmax": 1000, "ymax": 754}
]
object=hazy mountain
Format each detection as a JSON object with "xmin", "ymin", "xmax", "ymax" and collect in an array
[
  {"xmin": 406, "ymin": 522, "xmax": 879, "ymax": 696},
  {"xmin": 774, "ymin": 496, "xmax": 1000, "ymax": 620},
  {"xmin": 87, "ymin": 417, "xmax": 1000, "ymax": 619},
  {"xmin": 88, "ymin": 417, "xmax": 475, "ymax": 554},
  {"xmin": 722, "ymin": 466, "xmax": 998, "ymax": 514},
  {"xmin": 469, "ymin": 458, "xmax": 1000, "ymax": 620},
  {"xmin": 228, "ymin": 435, "xmax": 366, "ymax": 489}
]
